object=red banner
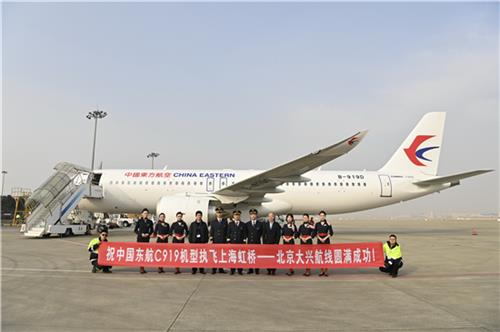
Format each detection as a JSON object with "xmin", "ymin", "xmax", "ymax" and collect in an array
[{"xmin": 98, "ymin": 242, "xmax": 383, "ymax": 268}]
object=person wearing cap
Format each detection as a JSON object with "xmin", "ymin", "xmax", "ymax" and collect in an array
[
  {"xmin": 210, "ymin": 207, "xmax": 228, "ymax": 274},
  {"xmin": 246, "ymin": 208, "xmax": 263, "ymax": 275},
  {"xmin": 263, "ymin": 212, "xmax": 281, "ymax": 275},
  {"xmin": 87, "ymin": 226, "xmax": 112, "ymax": 273},
  {"xmin": 227, "ymin": 210, "xmax": 247, "ymax": 275},
  {"xmin": 188, "ymin": 210, "xmax": 209, "ymax": 274},
  {"xmin": 153, "ymin": 212, "xmax": 170, "ymax": 273},
  {"xmin": 298, "ymin": 213, "xmax": 316, "ymax": 276},
  {"xmin": 315, "ymin": 211, "xmax": 334, "ymax": 277},
  {"xmin": 282, "ymin": 213, "xmax": 298, "ymax": 276},
  {"xmin": 134, "ymin": 208, "xmax": 154, "ymax": 274},
  {"xmin": 170, "ymin": 211, "xmax": 189, "ymax": 274},
  {"xmin": 379, "ymin": 234, "xmax": 403, "ymax": 278}
]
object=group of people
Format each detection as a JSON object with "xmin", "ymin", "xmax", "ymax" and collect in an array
[{"xmin": 88, "ymin": 208, "xmax": 404, "ymax": 278}]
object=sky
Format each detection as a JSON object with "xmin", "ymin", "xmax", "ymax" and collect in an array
[{"xmin": 2, "ymin": 2, "xmax": 498, "ymax": 217}]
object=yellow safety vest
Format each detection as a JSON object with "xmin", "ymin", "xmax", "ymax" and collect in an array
[
  {"xmin": 383, "ymin": 242, "xmax": 402, "ymax": 259},
  {"xmin": 88, "ymin": 238, "xmax": 101, "ymax": 254}
]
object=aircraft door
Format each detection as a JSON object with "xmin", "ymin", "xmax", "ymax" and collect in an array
[
  {"xmin": 378, "ymin": 175, "xmax": 392, "ymax": 197},
  {"xmin": 206, "ymin": 177, "xmax": 215, "ymax": 192},
  {"xmin": 219, "ymin": 176, "xmax": 227, "ymax": 189}
]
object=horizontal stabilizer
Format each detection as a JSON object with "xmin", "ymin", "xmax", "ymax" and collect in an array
[{"xmin": 413, "ymin": 170, "xmax": 493, "ymax": 186}]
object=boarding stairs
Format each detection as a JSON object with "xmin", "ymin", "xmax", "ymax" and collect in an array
[{"xmin": 21, "ymin": 162, "xmax": 103, "ymax": 237}]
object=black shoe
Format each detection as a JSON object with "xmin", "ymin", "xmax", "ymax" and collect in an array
[
  {"xmin": 238, "ymin": 271, "xmax": 243, "ymax": 275},
  {"xmin": 219, "ymin": 269, "xmax": 227, "ymax": 274},
  {"xmin": 92, "ymin": 266, "xmax": 97, "ymax": 273},
  {"xmin": 256, "ymin": 270, "xmax": 260, "ymax": 275},
  {"xmin": 230, "ymin": 270, "xmax": 235, "ymax": 275},
  {"xmin": 211, "ymin": 270, "xmax": 217, "ymax": 275},
  {"xmin": 271, "ymin": 270, "xmax": 276, "ymax": 275},
  {"xmin": 247, "ymin": 270, "xmax": 254, "ymax": 274},
  {"xmin": 192, "ymin": 270, "xmax": 197, "ymax": 274},
  {"xmin": 379, "ymin": 267, "xmax": 389, "ymax": 273},
  {"xmin": 103, "ymin": 268, "xmax": 112, "ymax": 273}
]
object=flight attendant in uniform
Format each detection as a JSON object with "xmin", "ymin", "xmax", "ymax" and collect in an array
[
  {"xmin": 263, "ymin": 212, "xmax": 281, "ymax": 275},
  {"xmin": 246, "ymin": 208, "xmax": 263, "ymax": 274},
  {"xmin": 188, "ymin": 210, "xmax": 209, "ymax": 274},
  {"xmin": 153, "ymin": 212, "xmax": 170, "ymax": 273},
  {"xmin": 210, "ymin": 207, "xmax": 228, "ymax": 274},
  {"xmin": 170, "ymin": 211, "xmax": 189, "ymax": 274},
  {"xmin": 282, "ymin": 213, "xmax": 297, "ymax": 276},
  {"xmin": 227, "ymin": 210, "xmax": 247, "ymax": 275},
  {"xmin": 134, "ymin": 208, "xmax": 154, "ymax": 274},
  {"xmin": 315, "ymin": 210, "xmax": 333, "ymax": 277},
  {"xmin": 298, "ymin": 213, "xmax": 316, "ymax": 276}
]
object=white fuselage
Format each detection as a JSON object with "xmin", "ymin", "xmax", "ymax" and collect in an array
[{"xmin": 78, "ymin": 169, "xmax": 450, "ymax": 217}]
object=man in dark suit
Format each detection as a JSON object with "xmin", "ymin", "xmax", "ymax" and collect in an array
[
  {"xmin": 262, "ymin": 212, "xmax": 281, "ymax": 275},
  {"xmin": 210, "ymin": 207, "xmax": 228, "ymax": 274},
  {"xmin": 246, "ymin": 208, "xmax": 263, "ymax": 274},
  {"xmin": 188, "ymin": 210, "xmax": 209, "ymax": 274},
  {"xmin": 134, "ymin": 208, "xmax": 154, "ymax": 274},
  {"xmin": 227, "ymin": 210, "xmax": 247, "ymax": 275}
]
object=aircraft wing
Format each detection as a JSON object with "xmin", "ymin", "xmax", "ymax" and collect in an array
[
  {"xmin": 413, "ymin": 170, "xmax": 493, "ymax": 186},
  {"xmin": 213, "ymin": 131, "xmax": 368, "ymax": 204}
]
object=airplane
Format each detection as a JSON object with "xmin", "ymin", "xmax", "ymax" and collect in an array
[{"xmin": 78, "ymin": 112, "xmax": 492, "ymax": 222}]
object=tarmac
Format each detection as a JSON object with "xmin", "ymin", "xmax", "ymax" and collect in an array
[{"xmin": 2, "ymin": 219, "xmax": 499, "ymax": 332}]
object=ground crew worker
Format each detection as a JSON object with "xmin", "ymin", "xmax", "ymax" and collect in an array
[
  {"xmin": 134, "ymin": 208, "xmax": 154, "ymax": 274},
  {"xmin": 153, "ymin": 212, "xmax": 170, "ymax": 273},
  {"xmin": 298, "ymin": 213, "xmax": 316, "ymax": 276},
  {"xmin": 210, "ymin": 207, "xmax": 228, "ymax": 274},
  {"xmin": 88, "ymin": 226, "xmax": 111, "ymax": 273},
  {"xmin": 282, "ymin": 213, "xmax": 298, "ymax": 276},
  {"xmin": 188, "ymin": 210, "xmax": 209, "ymax": 274},
  {"xmin": 263, "ymin": 212, "xmax": 281, "ymax": 275},
  {"xmin": 315, "ymin": 210, "xmax": 333, "ymax": 277},
  {"xmin": 379, "ymin": 234, "xmax": 403, "ymax": 278},
  {"xmin": 246, "ymin": 208, "xmax": 263, "ymax": 274},
  {"xmin": 171, "ymin": 211, "xmax": 189, "ymax": 274},
  {"xmin": 227, "ymin": 210, "xmax": 247, "ymax": 275}
]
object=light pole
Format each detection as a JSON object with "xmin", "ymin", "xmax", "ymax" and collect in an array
[
  {"xmin": 1, "ymin": 171, "xmax": 7, "ymax": 196},
  {"xmin": 86, "ymin": 110, "xmax": 108, "ymax": 171},
  {"xmin": 147, "ymin": 152, "xmax": 160, "ymax": 169}
]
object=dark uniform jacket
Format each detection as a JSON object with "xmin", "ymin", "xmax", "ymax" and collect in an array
[
  {"xmin": 246, "ymin": 219, "xmax": 263, "ymax": 244},
  {"xmin": 170, "ymin": 220, "xmax": 189, "ymax": 243},
  {"xmin": 298, "ymin": 223, "xmax": 316, "ymax": 244},
  {"xmin": 210, "ymin": 218, "xmax": 228, "ymax": 243},
  {"xmin": 227, "ymin": 220, "xmax": 247, "ymax": 244},
  {"xmin": 134, "ymin": 218, "xmax": 154, "ymax": 242},
  {"xmin": 154, "ymin": 222, "xmax": 170, "ymax": 243},
  {"xmin": 315, "ymin": 221, "xmax": 333, "ymax": 244},
  {"xmin": 188, "ymin": 220, "xmax": 209, "ymax": 243},
  {"xmin": 263, "ymin": 221, "xmax": 281, "ymax": 244},
  {"xmin": 282, "ymin": 224, "xmax": 298, "ymax": 244}
]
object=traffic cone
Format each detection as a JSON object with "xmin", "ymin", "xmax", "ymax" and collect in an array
[{"xmin": 472, "ymin": 227, "xmax": 478, "ymax": 235}]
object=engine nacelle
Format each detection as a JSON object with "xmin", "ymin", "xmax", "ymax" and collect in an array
[{"xmin": 156, "ymin": 195, "xmax": 214, "ymax": 224}]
